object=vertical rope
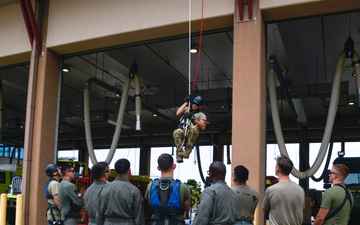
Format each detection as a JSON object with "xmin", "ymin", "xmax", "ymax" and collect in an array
[
  {"xmin": 188, "ymin": 0, "xmax": 191, "ymax": 96},
  {"xmin": 191, "ymin": 0, "xmax": 204, "ymax": 95}
]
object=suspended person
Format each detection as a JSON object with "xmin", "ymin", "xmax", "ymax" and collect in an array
[
  {"xmin": 145, "ymin": 153, "xmax": 191, "ymax": 225},
  {"xmin": 314, "ymin": 164, "xmax": 354, "ymax": 225},
  {"xmin": 45, "ymin": 163, "xmax": 62, "ymax": 225},
  {"xmin": 173, "ymin": 95, "xmax": 206, "ymax": 163},
  {"xmin": 83, "ymin": 162, "xmax": 110, "ymax": 225}
]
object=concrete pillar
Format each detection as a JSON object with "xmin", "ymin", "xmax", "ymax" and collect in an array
[
  {"xmin": 25, "ymin": 49, "xmax": 60, "ymax": 225},
  {"xmin": 232, "ymin": 1, "xmax": 266, "ymax": 225},
  {"xmin": 22, "ymin": 1, "xmax": 61, "ymax": 224}
]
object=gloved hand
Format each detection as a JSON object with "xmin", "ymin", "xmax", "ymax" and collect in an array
[
  {"xmin": 185, "ymin": 111, "xmax": 194, "ymax": 120},
  {"xmin": 184, "ymin": 95, "xmax": 191, "ymax": 103}
]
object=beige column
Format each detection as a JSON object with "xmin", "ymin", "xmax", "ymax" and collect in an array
[
  {"xmin": 232, "ymin": 1, "xmax": 266, "ymax": 225},
  {"xmin": 26, "ymin": 49, "xmax": 60, "ymax": 225},
  {"xmin": 22, "ymin": 1, "xmax": 61, "ymax": 224}
]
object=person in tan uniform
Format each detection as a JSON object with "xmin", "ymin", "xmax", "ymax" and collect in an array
[{"xmin": 45, "ymin": 163, "xmax": 62, "ymax": 225}]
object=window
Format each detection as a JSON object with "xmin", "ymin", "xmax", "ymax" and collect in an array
[{"xmin": 0, "ymin": 144, "xmax": 24, "ymax": 159}]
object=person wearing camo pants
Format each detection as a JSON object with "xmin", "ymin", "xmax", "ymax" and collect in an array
[{"xmin": 173, "ymin": 95, "xmax": 206, "ymax": 163}]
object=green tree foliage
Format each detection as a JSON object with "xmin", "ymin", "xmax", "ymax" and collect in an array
[{"xmin": 184, "ymin": 179, "xmax": 202, "ymax": 208}]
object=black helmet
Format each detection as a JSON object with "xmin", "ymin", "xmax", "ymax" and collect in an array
[
  {"xmin": 45, "ymin": 163, "xmax": 58, "ymax": 177},
  {"xmin": 193, "ymin": 96, "xmax": 204, "ymax": 106}
]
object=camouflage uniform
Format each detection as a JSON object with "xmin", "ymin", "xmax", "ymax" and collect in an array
[
  {"xmin": 173, "ymin": 125, "xmax": 199, "ymax": 154},
  {"xmin": 173, "ymin": 109, "xmax": 206, "ymax": 161}
]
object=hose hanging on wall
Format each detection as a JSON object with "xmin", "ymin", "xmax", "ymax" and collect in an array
[
  {"xmin": 84, "ymin": 62, "xmax": 141, "ymax": 165},
  {"xmin": 268, "ymin": 51, "xmax": 360, "ymax": 179}
]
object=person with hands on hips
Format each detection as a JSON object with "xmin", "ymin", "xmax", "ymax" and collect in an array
[{"xmin": 173, "ymin": 95, "xmax": 206, "ymax": 163}]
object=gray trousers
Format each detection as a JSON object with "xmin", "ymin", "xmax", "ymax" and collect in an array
[
  {"xmin": 63, "ymin": 218, "xmax": 78, "ymax": 225},
  {"xmin": 149, "ymin": 220, "xmax": 185, "ymax": 225},
  {"xmin": 234, "ymin": 220, "xmax": 253, "ymax": 225}
]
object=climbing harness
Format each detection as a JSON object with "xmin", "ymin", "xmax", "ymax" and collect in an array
[
  {"xmin": 150, "ymin": 179, "xmax": 184, "ymax": 218},
  {"xmin": 45, "ymin": 178, "xmax": 61, "ymax": 224},
  {"xmin": 176, "ymin": 108, "xmax": 193, "ymax": 152},
  {"xmin": 45, "ymin": 178, "xmax": 58, "ymax": 200}
]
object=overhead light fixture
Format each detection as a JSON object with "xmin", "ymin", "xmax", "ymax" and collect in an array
[
  {"xmin": 114, "ymin": 91, "xmax": 121, "ymax": 97},
  {"xmin": 153, "ymin": 113, "xmax": 158, "ymax": 117},
  {"xmin": 190, "ymin": 43, "xmax": 198, "ymax": 54},
  {"xmin": 348, "ymin": 100, "xmax": 355, "ymax": 106},
  {"xmin": 62, "ymin": 65, "xmax": 70, "ymax": 73},
  {"xmin": 352, "ymin": 70, "xmax": 356, "ymax": 77}
]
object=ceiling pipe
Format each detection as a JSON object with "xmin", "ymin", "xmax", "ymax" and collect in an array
[
  {"xmin": 321, "ymin": 17, "xmax": 329, "ymax": 83},
  {"xmin": 85, "ymin": 78, "xmax": 121, "ymax": 96},
  {"xmin": 130, "ymin": 64, "xmax": 142, "ymax": 131},
  {"xmin": 268, "ymin": 55, "xmax": 298, "ymax": 120},
  {"xmin": 352, "ymin": 52, "xmax": 360, "ymax": 106},
  {"xmin": 78, "ymin": 54, "xmax": 177, "ymax": 124},
  {"xmin": 84, "ymin": 77, "xmax": 177, "ymax": 125},
  {"xmin": 145, "ymin": 45, "xmax": 189, "ymax": 83},
  {"xmin": 79, "ymin": 55, "xmax": 124, "ymax": 85}
]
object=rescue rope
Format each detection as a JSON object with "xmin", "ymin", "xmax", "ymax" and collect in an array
[
  {"xmin": 190, "ymin": 0, "xmax": 204, "ymax": 95},
  {"xmin": 188, "ymin": 0, "xmax": 207, "ymax": 186},
  {"xmin": 188, "ymin": 0, "xmax": 191, "ymax": 96}
]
